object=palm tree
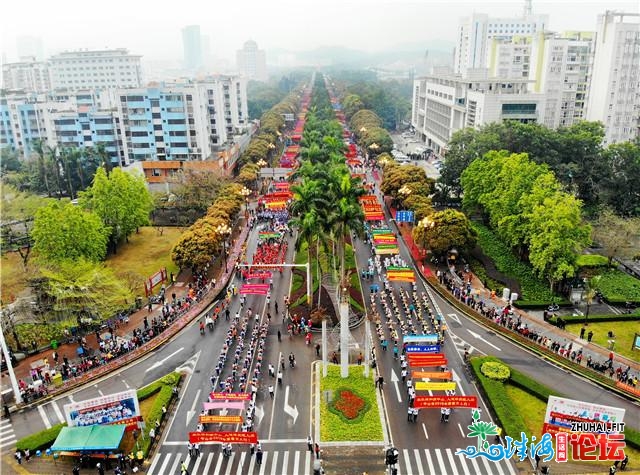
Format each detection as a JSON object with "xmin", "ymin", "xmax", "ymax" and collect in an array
[{"xmin": 32, "ymin": 139, "xmax": 52, "ymax": 197}]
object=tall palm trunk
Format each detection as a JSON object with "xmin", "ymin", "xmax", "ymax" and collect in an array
[{"xmin": 316, "ymin": 238, "xmax": 322, "ymax": 308}]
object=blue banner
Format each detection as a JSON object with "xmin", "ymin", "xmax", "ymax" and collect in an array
[
  {"xmin": 405, "ymin": 344, "xmax": 440, "ymax": 353},
  {"xmin": 395, "ymin": 210, "xmax": 414, "ymax": 223}
]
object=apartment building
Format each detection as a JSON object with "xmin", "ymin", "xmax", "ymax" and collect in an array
[
  {"xmin": 2, "ymin": 57, "xmax": 52, "ymax": 92},
  {"xmin": 586, "ymin": 11, "xmax": 640, "ymax": 144},
  {"xmin": 236, "ymin": 40, "xmax": 267, "ymax": 82}
]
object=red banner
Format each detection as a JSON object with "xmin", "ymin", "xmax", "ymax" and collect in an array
[
  {"xmin": 189, "ymin": 431, "xmax": 258, "ymax": 444},
  {"xmin": 409, "ymin": 359, "xmax": 447, "ymax": 368},
  {"xmin": 413, "ymin": 395, "xmax": 478, "ymax": 409},
  {"xmin": 239, "ymin": 284, "xmax": 270, "ymax": 295},
  {"xmin": 209, "ymin": 392, "xmax": 252, "ymax": 401},
  {"xmin": 199, "ymin": 415, "xmax": 243, "ymax": 424}
]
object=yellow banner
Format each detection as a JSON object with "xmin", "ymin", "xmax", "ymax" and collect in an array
[{"xmin": 415, "ymin": 381, "xmax": 457, "ymax": 391}]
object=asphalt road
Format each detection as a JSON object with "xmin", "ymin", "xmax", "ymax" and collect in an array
[{"xmin": 6, "ymin": 170, "xmax": 638, "ymax": 474}]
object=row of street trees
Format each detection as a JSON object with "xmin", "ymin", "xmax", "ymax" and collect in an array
[
  {"xmin": 290, "ymin": 75, "xmax": 365, "ymax": 300},
  {"xmin": 438, "ymin": 121, "xmax": 640, "ymax": 217},
  {"xmin": 460, "ymin": 150, "xmax": 591, "ymax": 289}
]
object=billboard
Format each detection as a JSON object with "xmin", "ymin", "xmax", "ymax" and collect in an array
[
  {"xmin": 64, "ymin": 389, "xmax": 140, "ymax": 428},
  {"xmin": 543, "ymin": 396, "xmax": 626, "ymax": 435}
]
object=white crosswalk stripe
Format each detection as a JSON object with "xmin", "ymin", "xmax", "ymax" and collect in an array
[
  {"xmin": 399, "ymin": 448, "xmax": 518, "ymax": 475},
  {"xmin": 0, "ymin": 418, "xmax": 16, "ymax": 451},
  {"xmin": 149, "ymin": 448, "xmax": 314, "ymax": 475}
]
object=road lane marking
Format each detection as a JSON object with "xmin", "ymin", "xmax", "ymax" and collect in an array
[
  {"xmin": 213, "ymin": 452, "xmax": 223, "ymax": 475},
  {"xmin": 203, "ymin": 452, "xmax": 215, "ymax": 474},
  {"xmin": 413, "ymin": 448, "xmax": 425, "ymax": 475},
  {"xmin": 422, "ymin": 422, "xmax": 429, "ymax": 440},
  {"xmin": 259, "ymin": 451, "xmax": 268, "ymax": 475},
  {"xmin": 270, "ymin": 451, "xmax": 279, "ymax": 475},
  {"xmin": 51, "ymin": 401, "xmax": 65, "ymax": 423},
  {"xmin": 282, "ymin": 450, "xmax": 289, "ymax": 474},
  {"xmin": 424, "ymin": 449, "xmax": 436, "ymax": 474},
  {"xmin": 458, "ymin": 423, "xmax": 466, "ymax": 438},
  {"xmin": 147, "ymin": 453, "xmax": 161, "ymax": 474},
  {"xmin": 435, "ymin": 449, "xmax": 448, "ymax": 474},
  {"xmin": 168, "ymin": 454, "xmax": 181, "ymax": 475},
  {"xmin": 236, "ymin": 452, "xmax": 246, "ymax": 475},
  {"xmin": 293, "ymin": 450, "xmax": 300, "ymax": 474},
  {"xmin": 156, "ymin": 453, "xmax": 172, "ymax": 475},
  {"xmin": 37, "ymin": 405, "xmax": 51, "ymax": 429}
]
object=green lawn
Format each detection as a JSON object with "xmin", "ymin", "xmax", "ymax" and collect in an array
[
  {"xmin": 594, "ymin": 269, "xmax": 640, "ymax": 303},
  {"xmin": 105, "ymin": 226, "xmax": 182, "ymax": 297},
  {"xmin": 565, "ymin": 321, "xmax": 640, "ymax": 363},
  {"xmin": 0, "ymin": 250, "xmax": 29, "ymax": 304},
  {"xmin": 320, "ymin": 365, "xmax": 383, "ymax": 442}
]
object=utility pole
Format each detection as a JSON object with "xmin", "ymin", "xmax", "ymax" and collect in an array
[{"xmin": 0, "ymin": 313, "xmax": 22, "ymax": 405}]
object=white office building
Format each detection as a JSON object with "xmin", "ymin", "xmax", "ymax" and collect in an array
[
  {"xmin": 49, "ymin": 49, "xmax": 143, "ymax": 90},
  {"xmin": 182, "ymin": 25, "xmax": 203, "ymax": 72},
  {"xmin": 586, "ymin": 11, "xmax": 640, "ymax": 144},
  {"xmin": 236, "ymin": 40, "xmax": 267, "ymax": 82},
  {"xmin": 2, "ymin": 58, "xmax": 52, "ymax": 92},
  {"xmin": 411, "ymin": 72, "xmax": 545, "ymax": 157}
]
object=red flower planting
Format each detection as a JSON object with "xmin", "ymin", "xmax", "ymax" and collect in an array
[{"xmin": 333, "ymin": 390, "xmax": 366, "ymax": 420}]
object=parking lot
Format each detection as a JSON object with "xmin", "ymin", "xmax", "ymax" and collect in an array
[{"xmin": 390, "ymin": 130, "xmax": 442, "ymax": 179}]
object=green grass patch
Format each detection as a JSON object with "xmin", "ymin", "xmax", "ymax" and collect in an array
[
  {"xmin": 106, "ymin": 226, "xmax": 182, "ymax": 297},
  {"xmin": 576, "ymin": 254, "xmax": 610, "ymax": 268},
  {"xmin": 503, "ymin": 385, "xmax": 545, "ymax": 436},
  {"xmin": 593, "ymin": 269, "xmax": 640, "ymax": 304},
  {"xmin": 471, "ymin": 222, "xmax": 556, "ymax": 303},
  {"xmin": 320, "ymin": 365, "xmax": 383, "ymax": 442},
  {"xmin": 0, "ymin": 250, "xmax": 29, "ymax": 304},
  {"xmin": 565, "ymin": 321, "xmax": 640, "ymax": 363}
]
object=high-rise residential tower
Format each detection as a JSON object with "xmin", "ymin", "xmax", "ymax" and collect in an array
[{"xmin": 236, "ymin": 40, "xmax": 267, "ymax": 82}]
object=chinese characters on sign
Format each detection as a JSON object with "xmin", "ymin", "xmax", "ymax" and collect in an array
[{"xmin": 189, "ymin": 431, "xmax": 258, "ymax": 445}]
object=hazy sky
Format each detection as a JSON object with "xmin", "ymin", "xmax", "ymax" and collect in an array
[{"xmin": 1, "ymin": 0, "xmax": 638, "ymax": 63}]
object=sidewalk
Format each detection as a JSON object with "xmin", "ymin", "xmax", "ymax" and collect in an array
[{"xmin": 1, "ymin": 220, "xmax": 251, "ymax": 410}]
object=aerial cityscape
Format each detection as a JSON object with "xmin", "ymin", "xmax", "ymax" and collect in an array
[{"xmin": 1, "ymin": 1, "xmax": 639, "ymax": 474}]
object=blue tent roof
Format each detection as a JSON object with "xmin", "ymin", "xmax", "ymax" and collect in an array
[{"xmin": 51, "ymin": 425, "xmax": 126, "ymax": 451}]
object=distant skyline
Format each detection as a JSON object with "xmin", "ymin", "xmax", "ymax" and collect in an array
[{"xmin": 1, "ymin": 0, "xmax": 638, "ymax": 64}]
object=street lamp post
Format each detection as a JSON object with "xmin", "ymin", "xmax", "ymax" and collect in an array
[
  {"xmin": 240, "ymin": 186, "xmax": 251, "ymax": 217},
  {"xmin": 216, "ymin": 223, "xmax": 232, "ymax": 270},
  {"xmin": 256, "ymin": 159, "xmax": 267, "ymax": 193}
]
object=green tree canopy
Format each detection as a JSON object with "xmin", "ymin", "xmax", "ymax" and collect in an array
[
  {"xmin": 79, "ymin": 168, "xmax": 154, "ymax": 252},
  {"xmin": 38, "ymin": 259, "xmax": 134, "ymax": 323},
  {"xmin": 32, "ymin": 201, "xmax": 109, "ymax": 263},
  {"xmin": 412, "ymin": 209, "xmax": 477, "ymax": 255}
]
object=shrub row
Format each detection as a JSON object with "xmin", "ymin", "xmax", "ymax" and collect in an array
[
  {"xmin": 575, "ymin": 254, "xmax": 610, "ymax": 268},
  {"xmin": 471, "ymin": 356, "xmax": 640, "ymax": 452},
  {"xmin": 548, "ymin": 313, "xmax": 640, "ymax": 325},
  {"xmin": 471, "ymin": 222, "xmax": 556, "ymax": 303},
  {"xmin": 15, "ymin": 372, "xmax": 181, "ymax": 453},
  {"xmin": 596, "ymin": 269, "xmax": 640, "ymax": 304},
  {"xmin": 469, "ymin": 356, "xmax": 529, "ymax": 438},
  {"xmin": 426, "ymin": 275, "xmax": 639, "ymax": 400},
  {"xmin": 512, "ymin": 300, "xmax": 572, "ymax": 310},
  {"xmin": 139, "ymin": 385, "xmax": 176, "ymax": 457}
]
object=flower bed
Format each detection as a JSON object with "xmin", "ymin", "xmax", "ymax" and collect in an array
[{"xmin": 320, "ymin": 365, "xmax": 383, "ymax": 442}]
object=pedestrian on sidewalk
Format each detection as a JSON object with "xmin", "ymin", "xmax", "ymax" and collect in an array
[
  {"xmin": 307, "ymin": 435, "xmax": 313, "ymax": 452},
  {"xmin": 269, "ymin": 385, "xmax": 274, "ymax": 398},
  {"xmin": 277, "ymin": 330, "xmax": 282, "ymax": 342},
  {"xmin": 315, "ymin": 343, "xmax": 321, "ymax": 357},
  {"xmin": 3, "ymin": 404, "xmax": 9, "ymax": 419},
  {"xmin": 315, "ymin": 443, "xmax": 321, "ymax": 459}
]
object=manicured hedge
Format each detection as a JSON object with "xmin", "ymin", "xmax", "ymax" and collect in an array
[
  {"xmin": 576, "ymin": 254, "xmax": 610, "ymax": 268},
  {"xmin": 549, "ymin": 313, "xmax": 640, "ymax": 325},
  {"xmin": 471, "ymin": 222, "xmax": 557, "ymax": 303},
  {"xmin": 596, "ymin": 269, "xmax": 640, "ymax": 304},
  {"xmin": 469, "ymin": 356, "xmax": 528, "ymax": 438},
  {"xmin": 139, "ymin": 385, "xmax": 176, "ymax": 457},
  {"xmin": 471, "ymin": 356, "xmax": 640, "ymax": 451},
  {"xmin": 512, "ymin": 300, "xmax": 572, "ymax": 310},
  {"xmin": 15, "ymin": 422, "xmax": 67, "ymax": 452}
]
